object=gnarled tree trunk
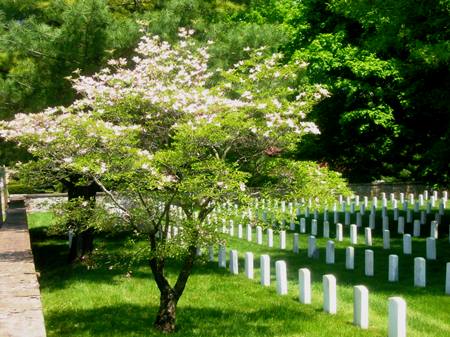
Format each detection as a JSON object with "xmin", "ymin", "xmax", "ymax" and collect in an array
[
  {"xmin": 154, "ymin": 289, "xmax": 178, "ymax": 333},
  {"xmin": 150, "ymin": 239, "xmax": 197, "ymax": 333}
]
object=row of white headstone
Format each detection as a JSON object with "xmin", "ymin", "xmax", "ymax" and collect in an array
[
  {"xmin": 224, "ymin": 223, "xmax": 449, "ymax": 292},
  {"xmin": 244, "ymin": 190, "xmax": 448, "ymax": 214},
  {"xmin": 219, "ymin": 248, "xmax": 410, "ymax": 337},
  {"xmin": 227, "ymin": 221, "xmax": 444, "ymax": 261},
  {"xmin": 244, "ymin": 191, "xmax": 448, "ymax": 221}
]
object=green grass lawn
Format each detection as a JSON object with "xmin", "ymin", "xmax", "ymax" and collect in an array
[{"xmin": 28, "ymin": 210, "xmax": 450, "ymax": 337}]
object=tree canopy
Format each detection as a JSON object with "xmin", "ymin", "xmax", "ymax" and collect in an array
[{"xmin": 1, "ymin": 28, "xmax": 339, "ymax": 331}]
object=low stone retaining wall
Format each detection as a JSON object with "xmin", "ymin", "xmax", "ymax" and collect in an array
[{"xmin": 0, "ymin": 199, "xmax": 47, "ymax": 337}]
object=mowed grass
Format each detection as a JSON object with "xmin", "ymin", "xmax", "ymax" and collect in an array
[{"xmin": 28, "ymin": 208, "xmax": 450, "ymax": 337}]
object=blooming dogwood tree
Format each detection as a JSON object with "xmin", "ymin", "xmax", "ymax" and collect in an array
[{"xmin": 0, "ymin": 28, "xmax": 329, "ymax": 332}]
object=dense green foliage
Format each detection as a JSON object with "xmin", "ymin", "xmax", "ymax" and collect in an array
[
  {"xmin": 1, "ymin": 0, "xmax": 449, "ymax": 184},
  {"xmin": 238, "ymin": 0, "xmax": 450, "ymax": 184}
]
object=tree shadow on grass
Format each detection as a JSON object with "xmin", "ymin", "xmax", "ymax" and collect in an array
[{"xmin": 45, "ymin": 303, "xmax": 317, "ymax": 337}]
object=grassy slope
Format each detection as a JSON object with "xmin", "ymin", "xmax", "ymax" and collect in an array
[{"xmin": 28, "ymin": 209, "xmax": 450, "ymax": 337}]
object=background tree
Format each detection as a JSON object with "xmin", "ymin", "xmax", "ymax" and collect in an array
[{"xmin": 235, "ymin": 0, "xmax": 450, "ymax": 185}]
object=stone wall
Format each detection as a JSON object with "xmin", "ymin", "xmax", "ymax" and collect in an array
[{"xmin": 348, "ymin": 182, "xmax": 435, "ymax": 198}]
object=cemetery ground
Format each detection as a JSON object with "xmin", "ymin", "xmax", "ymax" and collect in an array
[{"xmin": 28, "ymin": 208, "xmax": 450, "ymax": 337}]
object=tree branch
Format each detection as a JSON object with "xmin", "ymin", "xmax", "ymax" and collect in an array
[{"xmin": 92, "ymin": 175, "xmax": 131, "ymax": 220}]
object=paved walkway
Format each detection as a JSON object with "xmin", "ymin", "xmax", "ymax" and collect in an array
[{"xmin": 0, "ymin": 199, "xmax": 46, "ymax": 337}]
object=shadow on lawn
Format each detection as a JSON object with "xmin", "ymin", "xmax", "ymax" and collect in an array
[{"xmin": 45, "ymin": 303, "xmax": 315, "ymax": 337}]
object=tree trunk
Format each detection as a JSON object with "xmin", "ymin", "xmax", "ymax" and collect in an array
[
  {"xmin": 64, "ymin": 175, "xmax": 98, "ymax": 263},
  {"xmin": 154, "ymin": 290, "xmax": 178, "ymax": 333},
  {"xmin": 68, "ymin": 227, "xmax": 95, "ymax": 262}
]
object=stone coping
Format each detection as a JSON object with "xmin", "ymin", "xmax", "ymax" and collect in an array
[{"xmin": 0, "ymin": 202, "xmax": 47, "ymax": 337}]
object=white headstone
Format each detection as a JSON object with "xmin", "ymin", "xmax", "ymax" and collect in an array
[
  {"xmin": 426, "ymin": 237, "xmax": 436, "ymax": 260},
  {"xmin": 276, "ymin": 260, "xmax": 288, "ymax": 295},
  {"xmin": 334, "ymin": 210, "xmax": 339, "ymax": 224},
  {"xmin": 311, "ymin": 219, "xmax": 318, "ymax": 236},
  {"xmin": 256, "ymin": 226, "xmax": 263, "ymax": 244},
  {"xmin": 293, "ymin": 233, "xmax": 299, "ymax": 254},
  {"xmin": 350, "ymin": 224, "xmax": 357, "ymax": 245},
  {"xmin": 360, "ymin": 203, "xmax": 366, "ymax": 216},
  {"xmin": 218, "ymin": 245, "xmax": 226, "ymax": 268},
  {"xmin": 230, "ymin": 249, "xmax": 238, "ymax": 274},
  {"xmin": 290, "ymin": 219, "xmax": 296, "ymax": 231},
  {"xmin": 426, "ymin": 202, "xmax": 432, "ymax": 214},
  {"xmin": 246, "ymin": 224, "xmax": 252, "ymax": 241},
  {"xmin": 365, "ymin": 250, "xmax": 374, "ymax": 277},
  {"xmin": 229, "ymin": 221, "xmax": 234, "ymax": 236},
  {"xmin": 413, "ymin": 219, "xmax": 421, "ymax": 237},
  {"xmin": 298, "ymin": 268, "xmax": 311, "ymax": 304},
  {"xmin": 403, "ymin": 234, "xmax": 412, "ymax": 255},
  {"xmin": 280, "ymin": 230, "xmax": 286, "ymax": 250},
  {"xmin": 420, "ymin": 211, "xmax": 426, "ymax": 225},
  {"xmin": 323, "ymin": 221, "xmax": 330, "ymax": 238},
  {"xmin": 345, "ymin": 212, "xmax": 350, "ymax": 226},
  {"xmin": 414, "ymin": 201, "xmax": 419, "ymax": 213},
  {"xmin": 394, "ymin": 207, "xmax": 399, "ymax": 221},
  {"xmin": 354, "ymin": 285, "xmax": 369, "ymax": 329},
  {"xmin": 414, "ymin": 257, "xmax": 426, "ymax": 287},
  {"xmin": 346, "ymin": 246, "xmax": 355, "ymax": 270},
  {"xmin": 383, "ymin": 216, "xmax": 389, "ymax": 231},
  {"xmin": 365, "ymin": 227, "xmax": 372, "ymax": 246},
  {"xmin": 389, "ymin": 254, "xmax": 399, "ymax": 282},
  {"xmin": 336, "ymin": 223, "xmax": 343, "ymax": 242},
  {"xmin": 326, "ymin": 240, "xmax": 335, "ymax": 264},
  {"xmin": 208, "ymin": 246, "xmax": 214, "ymax": 262},
  {"xmin": 388, "ymin": 297, "xmax": 407, "ymax": 337},
  {"xmin": 383, "ymin": 230, "xmax": 391, "ymax": 249},
  {"xmin": 238, "ymin": 224, "xmax": 243, "ymax": 238},
  {"xmin": 300, "ymin": 218, "xmax": 306, "ymax": 233},
  {"xmin": 369, "ymin": 213, "xmax": 375, "ymax": 229},
  {"xmin": 406, "ymin": 209, "xmax": 412, "ymax": 223},
  {"xmin": 356, "ymin": 212, "xmax": 362, "ymax": 227},
  {"xmin": 245, "ymin": 252, "xmax": 254, "ymax": 279},
  {"xmin": 308, "ymin": 236, "xmax": 317, "ymax": 258},
  {"xmin": 260, "ymin": 254, "xmax": 270, "ymax": 286},
  {"xmin": 430, "ymin": 221, "xmax": 438, "ymax": 239},
  {"xmin": 68, "ymin": 230, "xmax": 74, "ymax": 248},
  {"xmin": 267, "ymin": 228, "xmax": 273, "ymax": 247},
  {"xmin": 397, "ymin": 216, "xmax": 405, "ymax": 234},
  {"xmin": 350, "ymin": 202, "xmax": 355, "ymax": 214},
  {"xmin": 323, "ymin": 274, "xmax": 337, "ymax": 314}
]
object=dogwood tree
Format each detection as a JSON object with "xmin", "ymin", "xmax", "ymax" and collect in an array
[{"xmin": 0, "ymin": 28, "xmax": 329, "ymax": 332}]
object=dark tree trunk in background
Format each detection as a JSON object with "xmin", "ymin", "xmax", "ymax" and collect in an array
[{"xmin": 64, "ymin": 177, "xmax": 99, "ymax": 263}]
